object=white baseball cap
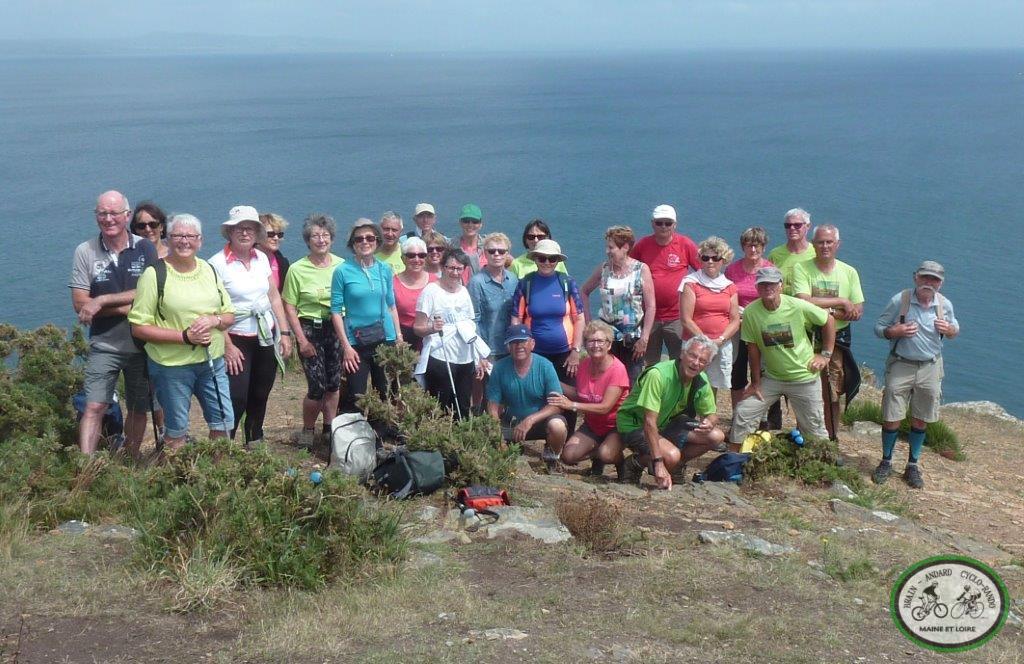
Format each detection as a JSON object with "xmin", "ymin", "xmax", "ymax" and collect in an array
[
  {"xmin": 414, "ymin": 203, "xmax": 436, "ymax": 216},
  {"xmin": 652, "ymin": 204, "xmax": 676, "ymax": 222}
]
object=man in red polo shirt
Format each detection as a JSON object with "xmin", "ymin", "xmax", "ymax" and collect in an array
[{"xmin": 629, "ymin": 204, "xmax": 701, "ymax": 366}]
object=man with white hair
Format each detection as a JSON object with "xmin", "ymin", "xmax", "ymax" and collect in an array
[
  {"xmin": 69, "ymin": 190, "xmax": 158, "ymax": 456},
  {"xmin": 872, "ymin": 260, "xmax": 959, "ymax": 489},
  {"xmin": 375, "ymin": 211, "xmax": 405, "ymax": 274},
  {"xmin": 767, "ymin": 208, "xmax": 816, "ymax": 295},
  {"xmin": 629, "ymin": 204, "xmax": 701, "ymax": 366},
  {"xmin": 793, "ymin": 224, "xmax": 864, "ymax": 440},
  {"xmin": 402, "ymin": 203, "xmax": 443, "ymax": 242}
]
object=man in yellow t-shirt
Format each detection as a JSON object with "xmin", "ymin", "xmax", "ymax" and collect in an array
[
  {"xmin": 792, "ymin": 224, "xmax": 864, "ymax": 439},
  {"xmin": 767, "ymin": 208, "xmax": 816, "ymax": 296},
  {"xmin": 731, "ymin": 267, "xmax": 835, "ymax": 444}
]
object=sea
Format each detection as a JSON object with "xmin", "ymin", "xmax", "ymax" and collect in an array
[{"xmin": 1, "ymin": 50, "xmax": 1021, "ymax": 416}]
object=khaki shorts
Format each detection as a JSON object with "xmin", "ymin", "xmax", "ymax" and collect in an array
[
  {"xmin": 882, "ymin": 355, "xmax": 943, "ymax": 423},
  {"xmin": 83, "ymin": 349, "xmax": 150, "ymax": 412}
]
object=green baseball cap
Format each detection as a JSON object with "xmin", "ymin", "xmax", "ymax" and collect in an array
[{"xmin": 459, "ymin": 203, "xmax": 482, "ymax": 221}]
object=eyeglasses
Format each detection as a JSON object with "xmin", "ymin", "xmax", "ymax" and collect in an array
[
  {"xmin": 96, "ymin": 210, "xmax": 128, "ymax": 218},
  {"xmin": 535, "ymin": 255, "xmax": 560, "ymax": 264},
  {"xmin": 310, "ymin": 233, "xmax": 332, "ymax": 241},
  {"xmin": 700, "ymin": 255, "xmax": 722, "ymax": 262},
  {"xmin": 169, "ymin": 233, "xmax": 200, "ymax": 241},
  {"xmin": 585, "ymin": 338, "xmax": 610, "ymax": 346},
  {"xmin": 266, "ymin": 231, "xmax": 284, "ymax": 239},
  {"xmin": 784, "ymin": 222, "xmax": 805, "ymax": 229},
  {"xmin": 133, "ymin": 221, "xmax": 161, "ymax": 230},
  {"xmin": 653, "ymin": 220, "xmax": 674, "ymax": 228},
  {"xmin": 486, "ymin": 248, "xmax": 508, "ymax": 255},
  {"xmin": 525, "ymin": 233, "xmax": 548, "ymax": 241},
  {"xmin": 427, "ymin": 246, "xmax": 446, "ymax": 253},
  {"xmin": 353, "ymin": 235, "xmax": 377, "ymax": 244},
  {"xmin": 404, "ymin": 252, "xmax": 427, "ymax": 259},
  {"xmin": 460, "ymin": 218, "xmax": 483, "ymax": 225},
  {"xmin": 443, "ymin": 264, "xmax": 464, "ymax": 272},
  {"xmin": 232, "ymin": 226, "xmax": 256, "ymax": 235}
]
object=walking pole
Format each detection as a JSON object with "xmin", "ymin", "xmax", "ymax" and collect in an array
[
  {"xmin": 204, "ymin": 344, "xmax": 229, "ymax": 433},
  {"xmin": 437, "ymin": 323, "xmax": 463, "ymax": 420}
]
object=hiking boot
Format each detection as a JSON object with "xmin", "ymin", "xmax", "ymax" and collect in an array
[
  {"xmin": 871, "ymin": 460, "xmax": 892, "ymax": 485},
  {"xmin": 903, "ymin": 464, "xmax": 924, "ymax": 489},
  {"xmin": 589, "ymin": 460, "xmax": 606, "ymax": 478},
  {"xmin": 618, "ymin": 457, "xmax": 644, "ymax": 485},
  {"xmin": 297, "ymin": 429, "xmax": 315, "ymax": 451},
  {"xmin": 670, "ymin": 462, "xmax": 688, "ymax": 484}
]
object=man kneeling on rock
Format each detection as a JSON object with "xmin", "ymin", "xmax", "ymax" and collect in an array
[
  {"xmin": 606, "ymin": 335, "xmax": 725, "ymax": 490},
  {"xmin": 486, "ymin": 324, "xmax": 568, "ymax": 474}
]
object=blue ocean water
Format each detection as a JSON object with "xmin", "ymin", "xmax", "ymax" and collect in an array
[{"xmin": 1, "ymin": 51, "xmax": 1021, "ymax": 415}]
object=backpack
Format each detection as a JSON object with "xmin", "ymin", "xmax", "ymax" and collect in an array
[
  {"xmin": 694, "ymin": 452, "xmax": 751, "ymax": 483},
  {"xmin": 372, "ymin": 448, "xmax": 446, "ymax": 499},
  {"xmin": 518, "ymin": 272, "xmax": 577, "ymax": 328},
  {"xmin": 456, "ymin": 485, "xmax": 511, "ymax": 517},
  {"xmin": 328, "ymin": 412, "xmax": 379, "ymax": 482},
  {"xmin": 152, "ymin": 258, "xmax": 224, "ymax": 321}
]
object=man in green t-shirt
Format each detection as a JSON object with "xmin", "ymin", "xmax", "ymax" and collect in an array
[
  {"xmin": 614, "ymin": 336, "xmax": 725, "ymax": 490},
  {"xmin": 731, "ymin": 267, "xmax": 835, "ymax": 444},
  {"xmin": 374, "ymin": 212, "xmax": 405, "ymax": 274},
  {"xmin": 792, "ymin": 224, "xmax": 864, "ymax": 440},
  {"xmin": 767, "ymin": 208, "xmax": 816, "ymax": 296}
]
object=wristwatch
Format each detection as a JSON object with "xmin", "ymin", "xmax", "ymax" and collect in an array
[
  {"xmin": 821, "ymin": 350, "xmax": 833, "ymax": 359},
  {"xmin": 280, "ymin": 330, "xmax": 293, "ymax": 337},
  {"xmin": 571, "ymin": 345, "xmax": 581, "ymax": 353}
]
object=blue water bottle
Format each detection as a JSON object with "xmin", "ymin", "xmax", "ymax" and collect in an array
[{"xmin": 789, "ymin": 428, "xmax": 805, "ymax": 447}]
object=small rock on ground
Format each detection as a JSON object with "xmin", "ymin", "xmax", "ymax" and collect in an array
[
  {"xmin": 829, "ymin": 481, "xmax": 858, "ymax": 500},
  {"xmin": 698, "ymin": 530, "xmax": 796, "ymax": 556},
  {"xmin": 468, "ymin": 628, "xmax": 529, "ymax": 641},
  {"xmin": 54, "ymin": 520, "xmax": 90, "ymax": 535}
]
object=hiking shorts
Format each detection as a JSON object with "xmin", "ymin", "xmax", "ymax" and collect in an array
[
  {"xmin": 621, "ymin": 414, "xmax": 699, "ymax": 455},
  {"xmin": 882, "ymin": 354, "xmax": 943, "ymax": 423},
  {"xmin": 83, "ymin": 349, "xmax": 150, "ymax": 412}
]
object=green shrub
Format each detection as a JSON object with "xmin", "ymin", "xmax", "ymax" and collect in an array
[
  {"xmin": 745, "ymin": 434, "xmax": 864, "ymax": 491},
  {"xmin": 842, "ymin": 400, "xmax": 964, "ymax": 460},
  {"xmin": 360, "ymin": 344, "xmax": 519, "ymax": 488}
]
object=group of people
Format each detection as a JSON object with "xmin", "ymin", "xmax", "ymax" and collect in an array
[{"xmin": 71, "ymin": 190, "xmax": 960, "ymax": 490}]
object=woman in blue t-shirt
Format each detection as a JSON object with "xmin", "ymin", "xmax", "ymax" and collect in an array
[
  {"xmin": 511, "ymin": 239, "xmax": 585, "ymax": 384},
  {"xmin": 330, "ymin": 219, "xmax": 402, "ymax": 413}
]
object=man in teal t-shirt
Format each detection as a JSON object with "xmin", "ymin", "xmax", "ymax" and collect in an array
[
  {"xmin": 615, "ymin": 336, "xmax": 725, "ymax": 490},
  {"xmin": 731, "ymin": 267, "xmax": 835, "ymax": 444}
]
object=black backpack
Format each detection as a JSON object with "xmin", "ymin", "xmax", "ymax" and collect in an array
[
  {"xmin": 372, "ymin": 449, "xmax": 445, "ymax": 499},
  {"xmin": 694, "ymin": 452, "xmax": 751, "ymax": 483}
]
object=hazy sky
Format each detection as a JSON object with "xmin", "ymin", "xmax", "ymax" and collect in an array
[{"xmin": 4, "ymin": 1, "xmax": 1022, "ymax": 51}]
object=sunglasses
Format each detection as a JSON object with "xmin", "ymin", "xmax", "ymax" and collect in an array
[
  {"xmin": 266, "ymin": 231, "xmax": 284, "ymax": 239},
  {"xmin": 133, "ymin": 221, "xmax": 162, "ymax": 230},
  {"xmin": 353, "ymin": 235, "xmax": 377, "ymax": 244},
  {"xmin": 535, "ymin": 255, "xmax": 560, "ymax": 264},
  {"xmin": 700, "ymin": 255, "xmax": 722, "ymax": 262},
  {"xmin": 653, "ymin": 220, "xmax": 674, "ymax": 227},
  {"xmin": 404, "ymin": 252, "xmax": 427, "ymax": 259},
  {"xmin": 460, "ymin": 218, "xmax": 482, "ymax": 225},
  {"xmin": 784, "ymin": 222, "xmax": 805, "ymax": 229},
  {"xmin": 525, "ymin": 233, "xmax": 548, "ymax": 241},
  {"xmin": 486, "ymin": 248, "xmax": 508, "ymax": 255},
  {"xmin": 427, "ymin": 246, "xmax": 445, "ymax": 253}
]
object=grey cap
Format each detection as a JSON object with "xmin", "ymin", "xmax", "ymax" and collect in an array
[
  {"xmin": 915, "ymin": 260, "xmax": 945, "ymax": 281},
  {"xmin": 755, "ymin": 266, "xmax": 784, "ymax": 285}
]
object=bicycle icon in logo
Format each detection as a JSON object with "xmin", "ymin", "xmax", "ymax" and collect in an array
[
  {"xmin": 911, "ymin": 582, "xmax": 985, "ymax": 622},
  {"xmin": 911, "ymin": 582, "xmax": 948, "ymax": 621}
]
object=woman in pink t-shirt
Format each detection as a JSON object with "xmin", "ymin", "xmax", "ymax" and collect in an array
[
  {"xmin": 547, "ymin": 321, "xmax": 630, "ymax": 475},
  {"xmin": 393, "ymin": 237, "xmax": 438, "ymax": 352},
  {"xmin": 679, "ymin": 236, "xmax": 740, "ymax": 395}
]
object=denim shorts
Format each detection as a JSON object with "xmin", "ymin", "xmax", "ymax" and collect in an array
[{"xmin": 147, "ymin": 357, "xmax": 234, "ymax": 439}]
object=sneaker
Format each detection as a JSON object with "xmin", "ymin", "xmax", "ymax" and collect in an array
[
  {"xmin": 903, "ymin": 463, "xmax": 924, "ymax": 489},
  {"xmin": 297, "ymin": 429, "xmax": 315, "ymax": 451},
  {"xmin": 618, "ymin": 457, "xmax": 644, "ymax": 485},
  {"xmin": 542, "ymin": 450, "xmax": 563, "ymax": 475},
  {"xmin": 670, "ymin": 462, "xmax": 688, "ymax": 484},
  {"xmin": 871, "ymin": 460, "xmax": 892, "ymax": 485}
]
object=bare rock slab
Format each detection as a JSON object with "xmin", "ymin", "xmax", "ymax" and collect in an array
[
  {"xmin": 483, "ymin": 506, "xmax": 573, "ymax": 544},
  {"xmin": 698, "ymin": 530, "xmax": 796, "ymax": 556}
]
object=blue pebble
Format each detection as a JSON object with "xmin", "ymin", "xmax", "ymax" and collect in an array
[
  {"xmin": 285, "ymin": 468, "xmax": 297, "ymax": 478},
  {"xmin": 309, "ymin": 470, "xmax": 323, "ymax": 484}
]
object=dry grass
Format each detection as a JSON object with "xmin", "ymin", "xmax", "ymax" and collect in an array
[
  {"xmin": 556, "ymin": 492, "xmax": 626, "ymax": 554},
  {"xmin": 161, "ymin": 541, "xmax": 241, "ymax": 614}
]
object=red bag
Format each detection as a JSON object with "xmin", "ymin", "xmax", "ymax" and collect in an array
[{"xmin": 456, "ymin": 486, "xmax": 510, "ymax": 516}]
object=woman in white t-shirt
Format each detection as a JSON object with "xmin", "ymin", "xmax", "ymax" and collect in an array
[
  {"xmin": 209, "ymin": 205, "xmax": 293, "ymax": 446},
  {"xmin": 413, "ymin": 248, "xmax": 490, "ymax": 419}
]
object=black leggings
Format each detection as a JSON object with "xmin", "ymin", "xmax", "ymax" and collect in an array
[
  {"xmin": 423, "ymin": 355, "xmax": 474, "ymax": 420},
  {"xmin": 340, "ymin": 340, "xmax": 393, "ymax": 413},
  {"xmin": 298, "ymin": 319, "xmax": 342, "ymax": 401},
  {"xmin": 227, "ymin": 334, "xmax": 279, "ymax": 443}
]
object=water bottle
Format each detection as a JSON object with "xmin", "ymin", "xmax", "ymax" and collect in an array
[{"xmin": 789, "ymin": 428, "xmax": 805, "ymax": 447}]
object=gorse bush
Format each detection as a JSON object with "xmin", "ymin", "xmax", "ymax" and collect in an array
[
  {"xmin": 557, "ymin": 493, "xmax": 625, "ymax": 554},
  {"xmin": 842, "ymin": 400, "xmax": 964, "ymax": 460},
  {"xmin": 744, "ymin": 434, "xmax": 864, "ymax": 491},
  {"xmin": 360, "ymin": 343, "xmax": 519, "ymax": 488}
]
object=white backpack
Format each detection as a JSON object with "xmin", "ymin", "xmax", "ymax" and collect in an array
[{"xmin": 329, "ymin": 413, "xmax": 379, "ymax": 482}]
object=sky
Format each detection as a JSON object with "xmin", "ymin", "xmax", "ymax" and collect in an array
[{"xmin": 2, "ymin": 0, "xmax": 1022, "ymax": 52}]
